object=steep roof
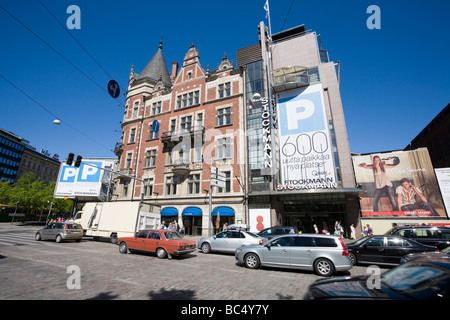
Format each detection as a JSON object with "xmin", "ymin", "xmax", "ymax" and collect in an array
[{"xmin": 136, "ymin": 42, "xmax": 171, "ymax": 85}]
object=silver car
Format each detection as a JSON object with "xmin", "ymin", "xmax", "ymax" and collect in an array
[
  {"xmin": 35, "ymin": 222, "xmax": 84, "ymax": 243},
  {"xmin": 198, "ymin": 230, "xmax": 265, "ymax": 254},
  {"xmin": 235, "ymin": 234, "xmax": 352, "ymax": 277}
]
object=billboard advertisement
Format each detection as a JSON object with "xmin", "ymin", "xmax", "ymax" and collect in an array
[
  {"xmin": 54, "ymin": 158, "xmax": 116, "ymax": 200},
  {"xmin": 249, "ymin": 208, "xmax": 271, "ymax": 233},
  {"xmin": 435, "ymin": 168, "xmax": 450, "ymax": 217},
  {"xmin": 276, "ymin": 84, "xmax": 337, "ymax": 190},
  {"xmin": 352, "ymin": 148, "xmax": 447, "ymax": 218}
]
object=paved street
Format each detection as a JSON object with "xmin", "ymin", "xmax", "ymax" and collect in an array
[{"xmin": 0, "ymin": 223, "xmax": 388, "ymax": 301}]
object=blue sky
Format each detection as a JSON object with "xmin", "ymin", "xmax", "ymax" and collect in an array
[{"xmin": 1, "ymin": 0, "xmax": 449, "ymax": 161}]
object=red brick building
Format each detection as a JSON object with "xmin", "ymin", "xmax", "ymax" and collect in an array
[{"xmin": 114, "ymin": 42, "xmax": 246, "ymax": 236}]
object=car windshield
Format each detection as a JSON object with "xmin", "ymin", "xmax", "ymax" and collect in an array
[
  {"xmin": 349, "ymin": 236, "xmax": 370, "ymax": 246},
  {"xmin": 381, "ymin": 263, "xmax": 449, "ymax": 299},
  {"xmin": 164, "ymin": 231, "xmax": 183, "ymax": 240}
]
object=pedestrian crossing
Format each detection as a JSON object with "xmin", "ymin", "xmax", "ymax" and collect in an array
[{"xmin": 0, "ymin": 231, "xmax": 40, "ymax": 247}]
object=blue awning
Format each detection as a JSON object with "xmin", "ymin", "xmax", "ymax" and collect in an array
[
  {"xmin": 161, "ymin": 207, "xmax": 178, "ymax": 216},
  {"xmin": 182, "ymin": 207, "xmax": 202, "ymax": 216},
  {"xmin": 211, "ymin": 206, "xmax": 235, "ymax": 216}
]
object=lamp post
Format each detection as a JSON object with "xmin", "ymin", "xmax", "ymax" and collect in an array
[{"xmin": 10, "ymin": 201, "xmax": 19, "ymax": 224}]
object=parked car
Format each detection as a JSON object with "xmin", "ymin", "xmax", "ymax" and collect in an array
[
  {"xmin": 347, "ymin": 235, "xmax": 437, "ymax": 266},
  {"xmin": 198, "ymin": 230, "xmax": 265, "ymax": 254},
  {"xmin": 35, "ymin": 222, "xmax": 83, "ymax": 243},
  {"xmin": 235, "ymin": 234, "xmax": 352, "ymax": 277},
  {"xmin": 256, "ymin": 226, "xmax": 298, "ymax": 240},
  {"xmin": 118, "ymin": 229, "xmax": 196, "ymax": 259},
  {"xmin": 304, "ymin": 257, "xmax": 450, "ymax": 300},
  {"xmin": 385, "ymin": 225, "xmax": 450, "ymax": 250},
  {"xmin": 401, "ymin": 245, "xmax": 450, "ymax": 264}
]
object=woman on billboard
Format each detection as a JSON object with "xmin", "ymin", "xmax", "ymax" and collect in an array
[{"xmin": 358, "ymin": 156, "xmax": 399, "ymax": 212}]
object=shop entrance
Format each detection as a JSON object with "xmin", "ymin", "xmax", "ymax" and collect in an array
[
  {"xmin": 182, "ymin": 216, "xmax": 202, "ymax": 236},
  {"xmin": 280, "ymin": 194, "xmax": 347, "ymax": 235}
]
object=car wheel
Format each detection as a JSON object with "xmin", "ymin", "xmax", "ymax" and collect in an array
[
  {"xmin": 119, "ymin": 242, "xmax": 128, "ymax": 254},
  {"xmin": 201, "ymin": 242, "xmax": 211, "ymax": 254},
  {"xmin": 35, "ymin": 232, "xmax": 41, "ymax": 241},
  {"xmin": 244, "ymin": 253, "xmax": 260, "ymax": 269},
  {"xmin": 55, "ymin": 234, "xmax": 62, "ymax": 243},
  {"xmin": 314, "ymin": 258, "xmax": 335, "ymax": 277},
  {"xmin": 349, "ymin": 252, "xmax": 357, "ymax": 266},
  {"xmin": 110, "ymin": 233, "xmax": 118, "ymax": 245},
  {"xmin": 156, "ymin": 248, "xmax": 167, "ymax": 259}
]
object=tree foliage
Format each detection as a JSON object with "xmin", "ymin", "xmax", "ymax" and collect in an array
[{"xmin": 0, "ymin": 173, "xmax": 72, "ymax": 215}]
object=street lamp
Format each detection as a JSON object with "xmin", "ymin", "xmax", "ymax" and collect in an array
[{"xmin": 10, "ymin": 201, "xmax": 19, "ymax": 224}]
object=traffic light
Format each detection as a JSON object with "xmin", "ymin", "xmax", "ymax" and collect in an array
[
  {"xmin": 67, "ymin": 153, "xmax": 75, "ymax": 166},
  {"xmin": 74, "ymin": 155, "xmax": 83, "ymax": 168}
]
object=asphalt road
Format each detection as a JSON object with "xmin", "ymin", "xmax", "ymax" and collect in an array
[{"xmin": 0, "ymin": 223, "xmax": 388, "ymax": 301}]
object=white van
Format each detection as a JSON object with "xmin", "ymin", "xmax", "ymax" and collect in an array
[{"xmin": 74, "ymin": 201, "xmax": 161, "ymax": 244}]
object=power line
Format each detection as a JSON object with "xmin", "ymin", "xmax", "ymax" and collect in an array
[
  {"xmin": 280, "ymin": 0, "xmax": 295, "ymax": 32},
  {"xmin": 0, "ymin": 73, "xmax": 113, "ymax": 153},
  {"xmin": 38, "ymin": 0, "xmax": 123, "ymax": 87},
  {"xmin": 0, "ymin": 3, "xmax": 125, "ymax": 108}
]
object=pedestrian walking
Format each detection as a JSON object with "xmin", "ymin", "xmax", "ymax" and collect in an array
[
  {"xmin": 313, "ymin": 224, "xmax": 319, "ymax": 234},
  {"xmin": 350, "ymin": 224, "xmax": 356, "ymax": 239}
]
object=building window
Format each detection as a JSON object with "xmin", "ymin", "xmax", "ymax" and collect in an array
[
  {"xmin": 151, "ymin": 101, "xmax": 162, "ymax": 115},
  {"xmin": 176, "ymin": 90, "xmax": 200, "ymax": 109},
  {"xmin": 125, "ymin": 153, "xmax": 132, "ymax": 168},
  {"xmin": 149, "ymin": 124, "xmax": 158, "ymax": 140},
  {"xmin": 133, "ymin": 101, "xmax": 139, "ymax": 119},
  {"xmin": 217, "ymin": 137, "xmax": 231, "ymax": 159},
  {"xmin": 216, "ymin": 171, "xmax": 231, "ymax": 193},
  {"xmin": 123, "ymin": 180, "xmax": 129, "ymax": 197},
  {"xmin": 180, "ymin": 116, "xmax": 192, "ymax": 132},
  {"xmin": 167, "ymin": 147, "xmax": 173, "ymax": 165},
  {"xmin": 145, "ymin": 149, "xmax": 157, "ymax": 168},
  {"xmin": 165, "ymin": 176, "xmax": 177, "ymax": 195},
  {"xmin": 170, "ymin": 119, "xmax": 177, "ymax": 133},
  {"xmin": 129, "ymin": 128, "xmax": 136, "ymax": 143},
  {"xmin": 187, "ymin": 174, "xmax": 200, "ymax": 194},
  {"xmin": 218, "ymin": 82, "xmax": 231, "ymax": 98},
  {"xmin": 144, "ymin": 178, "xmax": 154, "ymax": 196},
  {"xmin": 194, "ymin": 141, "xmax": 202, "ymax": 163},
  {"xmin": 217, "ymin": 107, "xmax": 231, "ymax": 126},
  {"xmin": 196, "ymin": 113, "xmax": 203, "ymax": 130}
]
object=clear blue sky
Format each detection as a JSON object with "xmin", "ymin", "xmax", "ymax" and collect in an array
[{"xmin": 1, "ymin": 0, "xmax": 449, "ymax": 161}]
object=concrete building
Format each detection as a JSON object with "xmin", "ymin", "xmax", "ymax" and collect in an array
[
  {"xmin": 237, "ymin": 23, "xmax": 363, "ymax": 235},
  {"xmin": 114, "ymin": 42, "xmax": 246, "ymax": 236}
]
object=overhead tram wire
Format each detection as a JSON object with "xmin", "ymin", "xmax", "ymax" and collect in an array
[
  {"xmin": 0, "ymin": 4, "xmax": 125, "ymax": 109},
  {"xmin": 280, "ymin": 0, "xmax": 295, "ymax": 32},
  {"xmin": 0, "ymin": 73, "xmax": 112, "ymax": 153},
  {"xmin": 37, "ymin": 0, "xmax": 127, "ymax": 91}
]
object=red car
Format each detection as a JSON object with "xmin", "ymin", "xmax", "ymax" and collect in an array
[{"xmin": 118, "ymin": 229, "xmax": 196, "ymax": 259}]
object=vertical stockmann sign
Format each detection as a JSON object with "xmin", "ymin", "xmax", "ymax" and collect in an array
[
  {"xmin": 276, "ymin": 84, "xmax": 337, "ymax": 190},
  {"xmin": 54, "ymin": 158, "xmax": 116, "ymax": 199}
]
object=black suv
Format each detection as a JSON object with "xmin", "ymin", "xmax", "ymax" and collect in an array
[
  {"xmin": 386, "ymin": 225, "xmax": 450, "ymax": 250},
  {"xmin": 257, "ymin": 226, "xmax": 298, "ymax": 240}
]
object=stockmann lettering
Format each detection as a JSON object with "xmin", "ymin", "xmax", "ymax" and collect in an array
[{"xmin": 261, "ymin": 98, "xmax": 272, "ymax": 168}]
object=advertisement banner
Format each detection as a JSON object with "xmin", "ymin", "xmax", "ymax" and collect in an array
[
  {"xmin": 54, "ymin": 158, "xmax": 116, "ymax": 200},
  {"xmin": 249, "ymin": 208, "xmax": 271, "ymax": 233},
  {"xmin": 435, "ymin": 168, "xmax": 450, "ymax": 218},
  {"xmin": 276, "ymin": 84, "xmax": 337, "ymax": 190},
  {"xmin": 352, "ymin": 149, "xmax": 447, "ymax": 218}
]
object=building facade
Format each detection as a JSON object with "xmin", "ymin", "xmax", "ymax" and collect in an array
[
  {"xmin": 114, "ymin": 42, "xmax": 246, "ymax": 236},
  {"xmin": 18, "ymin": 147, "xmax": 60, "ymax": 183},
  {"xmin": 0, "ymin": 128, "xmax": 25, "ymax": 183},
  {"xmin": 405, "ymin": 103, "xmax": 450, "ymax": 169},
  {"xmin": 237, "ymin": 23, "xmax": 363, "ymax": 236}
]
